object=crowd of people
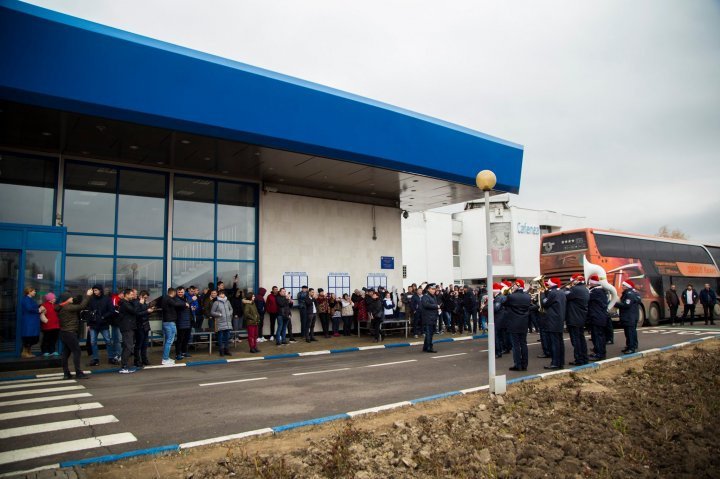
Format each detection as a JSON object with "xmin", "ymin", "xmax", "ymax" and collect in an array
[{"xmin": 17, "ymin": 274, "xmax": 719, "ymax": 378}]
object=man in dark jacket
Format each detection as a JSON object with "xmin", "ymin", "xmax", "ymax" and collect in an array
[
  {"xmin": 616, "ymin": 280, "xmax": 641, "ymax": 354},
  {"xmin": 297, "ymin": 286, "xmax": 310, "ymax": 341},
  {"xmin": 699, "ymin": 283, "xmax": 717, "ymax": 325},
  {"xmin": 304, "ymin": 288, "xmax": 318, "ymax": 342},
  {"xmin": 160, "ymin": 288, "xmax": 187, "ymax": 366},
  {"xmin": 366, "ymin": 290, "xmax": 384, "ymax": 342},
  {"xmin": 411, "ymin": 286, "xmax": 422, "ymax": 338},
  {"xmin": 565, "ymin": 274, "xmax": 590, "ymax": 366},
  {"xmin": 57, "ymin": 290, "xmax": 92, "ymax": 380},
  {"xmin": 680, "ymin": 284, "xmax": 698, "ymax": 326},
  {"xmin": 540, "ymin": 277, "xmax": 566, "ymax": 369},
  {"xmin": 117, "ymin": 289, "xmax": 138, "ymax": 373},
  {"xmin": 87, "ymin": 285, "xmax": 116, "ymax": 366},
  {"xmin": 664, "ymin": 284, "xmax": 680, "ymax": 326},
  {"xmin": 493, "ymin": 283, "xmax": 508, "ymax": 358},
  {"xmin": 175, "ymin": 286, "xmax": 192, "ymax": 361},
  {"xmin": 421, "ymin": 284, "xmax": 440, "ymax": 353},
  {"xmin": 134, "ymin": 290, "xmax": 154, "ymax": 368},
  {"xmin": 505, "ymin": 280, "xmax": 534, "ymax": 371},
  {"xmin": 587, "ymin": 275, "xmax": 609, "ymax": 360}
]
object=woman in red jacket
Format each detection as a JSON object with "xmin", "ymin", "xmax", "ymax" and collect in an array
[{"xmin": 40, "ymin": 292, "xmax": 61, "ymax": 357}]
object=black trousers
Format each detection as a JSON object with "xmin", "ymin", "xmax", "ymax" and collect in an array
[
  {"xmin": 548, "ymin": 332, "xmax": 565, "ymax": 367},
  {"xmin": 60, "ymin": 330, "xmax": 81, "ymax": 374},
  {"xmin": 510, "ymin": 332, "xmax": 528, "ymax": 369},
  {"xmin": 668, "ymin": 305, "xmax": 678, "ymax": 322},
  {"xmin": 591, "ymin": 324, "xmax": 606, "ymax": 358},
  {"xmin": 176, "ymin": 328, "xmax": 191, "ymax": 355},
  {"xmin": 319, "ymin": 312, "xmax": 330, "ymax": 336},
  {"xmin": 268, "ymin": 312, "xmax": 278, "ymax": 338},
  {"xmin": 342, "ymin": 315, "xmax": 353, "ymax": 336},
  {"xmin": 306, "ymin": 313, "xmax": 317, "ymax": 340},
  {"xmin": 568, "ymin": 325, "xmax": 588, "ymax": 364},
  {"xmin": 423, "ymin": 323, "xmax": 434, "ymax": 351},
  {"xmin": 371, "ymin": 317, "xmax": 382, "ymax": 340},
  {"xmin": 41, "ymin": 329, "xmax": 60, "ymax": 354},
  {"xmin": 134, "ymin": 328, "xmax": 149, "ymax": 365},
  {"xmin": 120, "ymin": 328, "xmax": 135, "ymax": 368},
  {"xmin": 702, "ymin": 304, "xmax": 715, "ymax": 323},
  {"xmin": 681, "ymin": 304, "xmax": 695, "ymax": 323}
]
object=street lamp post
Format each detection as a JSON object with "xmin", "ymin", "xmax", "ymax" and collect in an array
[{"xmin": 476, "ymin": 170, "xmax": 505, "ymax": 395}]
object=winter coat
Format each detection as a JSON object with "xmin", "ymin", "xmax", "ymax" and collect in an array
[
  {"xmin": 211, "ymin": 297, "xmax": 234, "ymax": 331},
  {"xmin": 57, "ymin": 295, "xmax": 91, "ymax": 334},
  {"xmin": 493, "ymin": 294, "xmax": 507, "ymax": 330},
  {"xmin": 266, "ymin": 292, "xmax": 279, "ymax": 314},
  {"xmin": 541, "ymin": 287, "xmax": 566, "ymax": 333},
  {"xmin": 564, "ymin": 284, "xmax": 589, "ymax": 328},
  {"xmin": 366, "ymin": 297, "xmax": 384, "ymax": 319},
  {"xmin": 680, "ymin": 289, "xmax": 698, "ymax": 305},
  {"xmin": 160, "ymin": 295, "xmax": 185, "ymax": 322},
  {"xmin": 136, "ymin": 302, "xmax": 151, "ymax": 332},
  {"xmin": 504, "ymin": 290, "xmax": 533, "ymax": 334},
  {"xmin": 699, "ymin": 288, "xmax": 717, "ymax": 305},
  {"xmin": 40, "ymin": 300, "xmax": 60, "ymax": 331},
  {"xmin": 87, "ymin": 293, "xmax": 114, "ymax": 331},
  {"xmin": 341, "ymin": 299, "xmax": 354, "ymax": 316},
  {"xmin": 616, "ymin": 289, "xmax": 641, "ymax": 326},
  {"xmin": 243, "ymin": 299, "xmax": 260, "ymax": 326},
  {"xmin": 230, "ymin": 295, "xmax": 244, "ymax": 319},
  {"xmin": 176, "ymin": 297, "xmax": 192, "ymax": 329},
  {"xmin": 355, "ymin": 297, "xmax": 367, "ymax": 321},
  {"xmin": 664, "ymin": 289, "xmax": 680, "ymax": 307},
  {"xmin": 587, "ymin": 286, "xmax": 609, "ymax": 327},
  {"xmin": 276, "ymin": 295, "xmax": 292, "ymax": 319},
  {"xmin": 117, "ymin": 299, "xmax": 138, "ymax": 331},
  {"xmin": 20, "ymin": 295, "xmax": 40, "ymax": 338},
  {"xmin": 420, "ymin": 293, "xmax": 439, "ymax": 326},
  {"xmin": 317, "ymin": 294, "xmax": 330, "ymax": 314},
  {"xmin": 383, "ymin": 298, "xmax": 395, "ymax": 316}
]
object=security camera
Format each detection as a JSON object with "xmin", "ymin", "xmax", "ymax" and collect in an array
[{"xmin": 402, "ymin": 210, "xmax": 409, "ymax": 219}]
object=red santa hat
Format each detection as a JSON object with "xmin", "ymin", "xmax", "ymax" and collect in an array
[
  {"xmin": 571, "ymin": 273, "xmax": 585, "ymax": 283},
  {"xmin": 502, "ymin": 280, "xmax": 513, "ymax": 289},
  {"xmin": 622, "ymin": 279, "xmax": 636, "ymax": 289},
  {"xmin": 515, "ymin": 279, "xmax": 525, "ymax": 289},
  {"xmin": 588, "ymin": 274, "xmax": 601, "ymax": 286},
  {"xmin": 492, "ymin": 282, "xmax": 503, "ymax": 293},
  {"xmin": 545, "ymin": 277, "xmax": 562, "ymax": 288}
]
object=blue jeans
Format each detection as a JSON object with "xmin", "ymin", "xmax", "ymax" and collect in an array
[
  {"xmin": 276, "ymin": 315, "xmax": 287, "ymax": 344},
  {"xmin": 162, "ymin": 322, "xmax": 177, "ymax": 360},
  {"xmin": 90, "ymin": 328, "xmax": 112, "ymax": 361},
  {"xmin": 442, "ymin": 311, "xmax": 452, "ymax": 331},
  {"xmin": 217, "ymin": 329, "xmax": 230, "ymax": 351},
  {"xmin": 109, "ymin": 325, "xmax": 121, "ymax": 358}
]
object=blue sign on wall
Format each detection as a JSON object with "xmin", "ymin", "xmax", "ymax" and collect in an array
[{"xmin": 380, "ymin": 256, "xmax": 395, "ymax": 270}]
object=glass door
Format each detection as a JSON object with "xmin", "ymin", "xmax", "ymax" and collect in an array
[{"xmin": 0, "ymin": 251, "xmax": 21, "ymax": 355}]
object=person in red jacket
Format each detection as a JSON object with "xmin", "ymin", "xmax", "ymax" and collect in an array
[
  {"xmin": 265, "ymin": 286, "xmax": 279, "ymax": 342},
  {"xmin": 40, "ymin": 292, "xmax": 61, "ymax": 357}
]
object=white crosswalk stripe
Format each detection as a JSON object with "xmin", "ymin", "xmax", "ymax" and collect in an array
[
  {"xmin": 0, "ymin": 432, "xmax": 138, "ymax": 466},
  {"xmin": 0, "ymin": 385, "xmax": 85, "ymax": 398},
  {"xmin": 0, "ymin": 379, "xmax": 138, "ymax": 470},
  {"xmin": 0, "ymin": 415, "xmax": 119, "ymax": 439}
]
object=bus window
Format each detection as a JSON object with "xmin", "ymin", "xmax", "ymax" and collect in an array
[
  {"xmin": 655, "ymin": 242, "xmax": 674, "ymax": 262},
  {"xmin": 595, "ymin": 234, "xmax": 626, "ymax": 257},
  {"xmin": 640, "ymin": 240, "xmax": 656, "ymax": 259}
]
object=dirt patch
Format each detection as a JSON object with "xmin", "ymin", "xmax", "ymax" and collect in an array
[{"xmin": 86, "ymin": 341, "xmax": 720, "ymax": 478}]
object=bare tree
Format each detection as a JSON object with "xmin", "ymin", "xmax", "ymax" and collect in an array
[{"xmin": 657, "ymin": 225, "xmax": 689, "ymax": 240}]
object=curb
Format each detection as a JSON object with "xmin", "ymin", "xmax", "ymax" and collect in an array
[
  {"xmin": 5, "ymin": 334, "xmax": 715, "ymax": 478},
  {"xmin": 0, "ymin": 334, "xmax": 488, "ymax": 381}
]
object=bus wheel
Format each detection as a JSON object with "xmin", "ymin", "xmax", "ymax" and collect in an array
[
  {"xmin": 647, "ymin": 303, "xmax": 660, "ymax": 326},
  {"xmin": 638, "ymin": 305, "xmax": 646, "ymax": 327}
]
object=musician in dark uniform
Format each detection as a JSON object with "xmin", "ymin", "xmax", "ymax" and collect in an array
[
  {"xmin": 587, "ymin": 274, "xmax": 609, "ymax": 360},
  {"xmin": 505, "ymin": 279, "xmax": 535, "ymax": 371},
  {"xmin": 421, "ymin": 284, "xmax": 440, "ymax": 353},
  {"xmin": 540, "ymin": 277, "xmax": 566, "ymax": 369},
  {"xmin": 616, "ymin": 279, "xmax": 641, "ymax": 354},
  {"xmin": 493, "ymin": 283, "xmax": 509, "ymax": 358},
  {"xmin": 565, "ymin": 274, "xmax": 590, "ymax": 366}
]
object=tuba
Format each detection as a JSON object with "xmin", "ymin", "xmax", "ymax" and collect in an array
[{"xmin": 583, "ymin": 256, "xmax": 619, "ymax": 311}]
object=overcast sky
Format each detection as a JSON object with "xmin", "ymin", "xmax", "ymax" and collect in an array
[{"xmin": 26, "ymin": 0, "xmax": 720, "ymax": 243}]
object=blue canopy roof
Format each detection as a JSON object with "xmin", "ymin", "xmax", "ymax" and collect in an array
[{"xmin": 0, "ymin": 0, "xmax": 523, "ymax": 193}]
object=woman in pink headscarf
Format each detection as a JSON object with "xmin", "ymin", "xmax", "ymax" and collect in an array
[{"xmin": 40, "ymin": 292, "xmax": 60, "ymax": 357}]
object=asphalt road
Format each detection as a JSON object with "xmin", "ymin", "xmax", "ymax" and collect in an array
[{"xmin": 1, "ymin": 325, "xmax": 718, "ymax": 475}]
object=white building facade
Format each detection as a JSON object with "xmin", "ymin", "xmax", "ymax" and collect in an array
[{"xmin": 401, "ymin": 195, "xmax": 587, "ymax": 287}]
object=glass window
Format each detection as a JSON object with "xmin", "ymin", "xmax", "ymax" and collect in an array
[
  {"xmin": 172, "ymin": 177, "xmax": 214, "ymax": 240},
  {"xmin": 217, "ymin": 243, "xmax": 255, "ymax": 261},
  {"xmin": 63, "ymin": 163, "xmax": 117, "ymax": 234},
  {"xmin": 66, "ymin": 235, "xmax": 114, "ymax": 255},
  {"xmin": 283, "ymin": 273, "xmax": 308, "ymax": 303},
  {"xmin": 217, "ymin": 261, "xmax": 255, "ymax": 292},
  {"xmin": 452, "ymin": 240, "xmax": 460, "ymax": 256},
  {"xmin": 116, "ymin": 258, "xmax": 164, "ymax": 299},
  {"xmin": 217, "ymin": 182, "xmax": 255, "ymax": 243},
  {"xmin": 65, "ymin": 256, "xmax": 113, "ymax": 295},
  {"xmin": 367, "ymin": 275, "xmax": 388, "ymax": 289},
  {"xmin": 24, "ymin": 250, "xmax": 61, "ymax": 299},
  {"xmin": 117, "ymin": 238, "xmax": 164, "ymax": 257},
  {"xmin": 0, "ymin": 154, "xmax": 56, "ymax": 225},
  {"xmin": 171, "ymin": 259, "xmax": 213, "ymax": 289},
  {"xmin": 594, "ymin": 234, "xmax": 626, "ymax": 258},
  {"xmin": 328, "ymin": 275, "xmax": 350, "ymax": 297},
  {"xmin": 172, "ymin": 240, "xmax": 214, "ymax": 259},
  {"xmin": 118, "ymin": 170, "xmax": 166, "ymax": 237}
]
